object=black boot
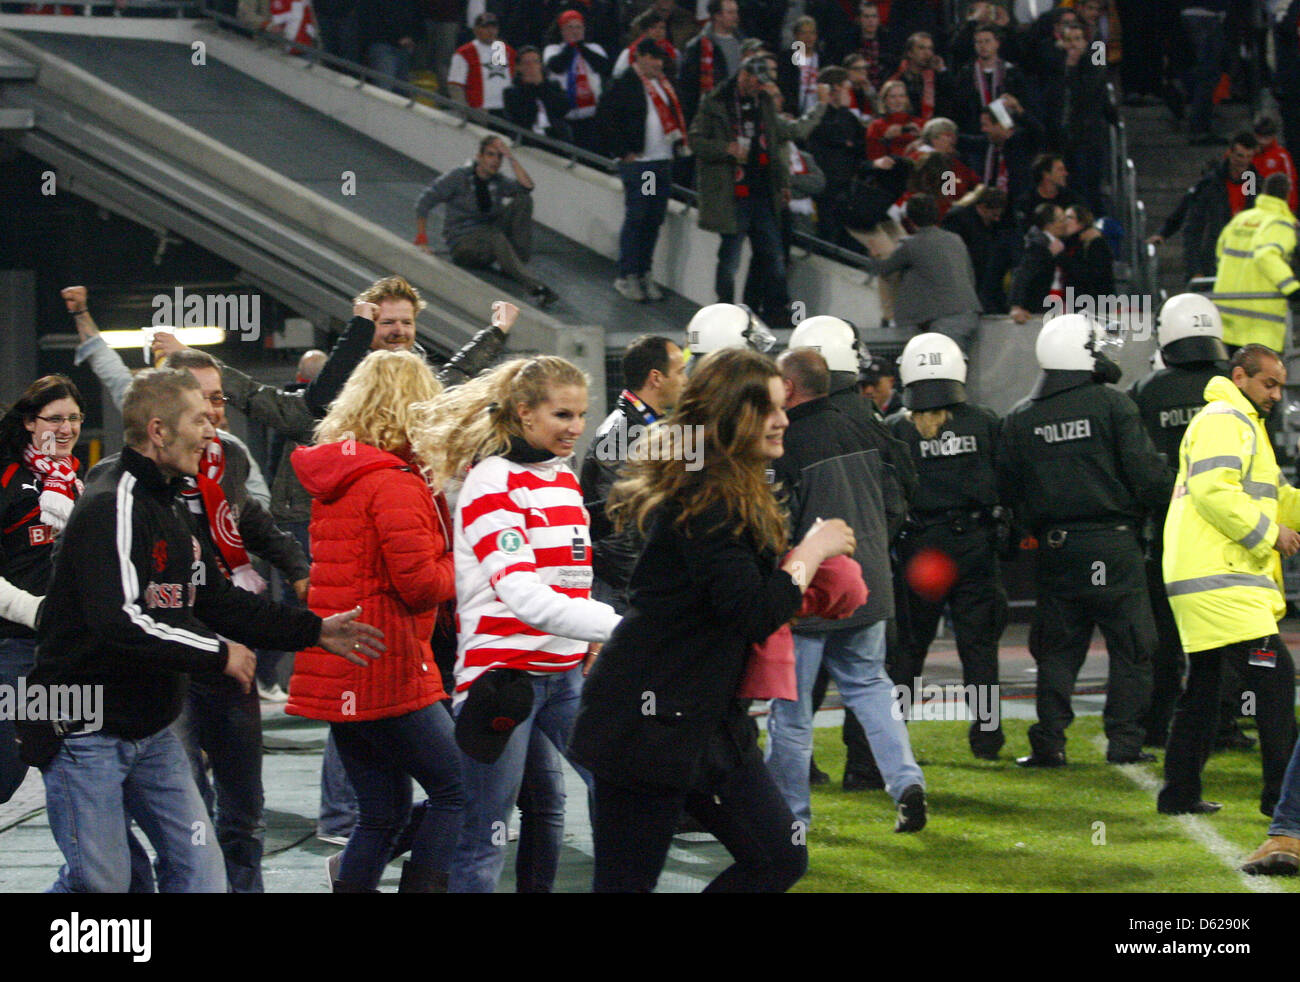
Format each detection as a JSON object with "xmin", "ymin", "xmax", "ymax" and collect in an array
[{"xmin": 398, "ymin": 860, "xmax": 449, "ymax": 893}]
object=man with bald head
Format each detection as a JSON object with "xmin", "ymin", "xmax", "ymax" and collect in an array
[{"xmin": 764, "ymin": 347, "xmax": 927, "ymax": 834}]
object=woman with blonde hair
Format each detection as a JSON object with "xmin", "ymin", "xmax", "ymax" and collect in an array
[
  {"xmin": 866, "ymin": 79, "xmax": 923, "ymax": 158},
  {"xmin": 568, "ymin": 347, "xmax": 855, "ymax": 893},
  {"xmin": 288, "ymin": 349, "xmax": 462, "ymax": 893},
  {"xmin": 415, "ymin": 355, "xmax": 620, "ymax": 893}
]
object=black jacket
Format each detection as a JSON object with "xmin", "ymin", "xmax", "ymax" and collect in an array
[
  {"xmin": 0, "ymin": 461, "xmax": 65, "ymax": 637},
  {"xmin": 1157, "ymin": 160, "xmax": 1259, "ymax": 280},
  {"xmin": 1008, "ymin": 226, "xmax": 1058, "ymax": 312},
  {"xmin": 1041, "ymin": 56, "xmax": 1115, "ymax": 153},
  {"xmin": 997, "ymin": 374, "xmax": 1173, "ymax": 534},
  {"xmin": 1062, "ymin": 233, "xmax": 1116, "ymax": 300},
  {"xmin": 886, "ymin": 402, "xmax": 1002, "ymax": 518},
  {"xmin": 952, "ymin": 59, "xmax": 1028, "ymax": 134},
  {"xmin": 579, "ymin": 391, "xmax": 655, "ymax": 609},
  {"xmin": 503, "ymin": 77, "xmax": 574, "ymax": 142},
  {"xmin": 306, "ymin": 318, "xmax": 509, "ymax": 417},
  {"xmin": 24, "ymin": 447, "xmax": 321, "ymax": 740},
  {"xmin": 596, "ymin": 66, "xmax": 653, "ymax": 158},
  {"xmin": 807, "ymin": 105, "xmax": 866, "ymax": 193},
  {"xmin": 569, "ymin": 499, "xmax": 801, "ymax": 793},
  {"xmin": 771, "ymin": 398, "xmax": 892, "ymax": 630}
]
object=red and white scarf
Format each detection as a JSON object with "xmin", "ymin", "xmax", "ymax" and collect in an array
[
  {"xmin": 181, "ymin": 437, "xmax": 265, "ymax": 594},
  {"xmin": 22, "ymin": 445, "xmax": 82, "ymax": 533},
  {"xmin": 975, "ymin": 59, "xmax": 1006, "ymax": 106},
  {"xmin": 644, "ymin": 72, "xmax": 687, "ymax": 145},
  {"xmin": 699, "ymin": 34, "xmax": 715, "ymax": 93}
]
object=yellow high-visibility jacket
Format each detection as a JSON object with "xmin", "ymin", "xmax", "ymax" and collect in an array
[
  {"xmin": 1163, "ymin": 376, "xmax": 1300, "ymax": 652},
  {"xmin": 1213, "ymin": 193, "xmax": 1299, "ymax": 351}
]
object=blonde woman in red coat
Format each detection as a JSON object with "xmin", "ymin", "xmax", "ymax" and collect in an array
[{"xmin": 288, "ymin": 349, "xmax": 461, "ymax": 893}]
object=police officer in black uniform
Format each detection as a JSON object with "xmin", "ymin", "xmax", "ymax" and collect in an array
[
  {"xmin": 889, "ymin": 333, "xmax": 1009, "ymax": 759},
  {"xmin": 1127, "ymin": 293, "xmax": 1252, "ymax": 751},
  {"xmin": 999, "ymin": 314, "xmax": 1174, "ymax": 766}
]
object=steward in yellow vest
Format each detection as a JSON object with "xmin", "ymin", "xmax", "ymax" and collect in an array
[
  {"xmin": 1159, "ymin": 345, "xmax": 1300, "ymax": 817},
  {"xmin": 1212, "ymin": 179, "xmax": 1299, "ymax": 351}
]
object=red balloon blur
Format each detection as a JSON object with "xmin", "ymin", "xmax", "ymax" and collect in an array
[{"xmin": 906, "ymin": 548, "xmax": 958, "ymax": 602}]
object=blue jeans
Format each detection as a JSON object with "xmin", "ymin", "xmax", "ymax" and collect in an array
[
  {"xmin": 174, "ymin": 675, "xmax": 265, "ymax": 892},
  {"xmin": 0, "ymin": 637, "xmax": 36, "ymax": 803},
  {"xmin": 617, "ymin": 159, "xmax": 673, "ymax": 278},
  {"xmin": 319, "ymin": 730, "xmax": 359, "ymax": 837},
  {"xmin": 43, "ymin": 726, "xmax": 227, "ymax": 892},
  {"xmin": 715, "ymin": 195, "xmax": 787, "ymax": 307},
  {"xmin": 329, "ymin": 702, "xmax": 464, "ymax": 890},
  {"xmin": 449, "ymin": 666, "xmax": 591, "ymax": 893},
  {"xmin": 1269, "ymin": 738, "xmax": 1300, "ymax": 838},
  {"xmin": 1182, "ymin": 11, "xmax": 1226, "ymax": 136},
  {"xmin": 515, "ymin": 726, "xmax": 566, "ymax": 893},
  {"xmin": 766, "ymin": 621, "xmax": 925, "ymax": 824}
]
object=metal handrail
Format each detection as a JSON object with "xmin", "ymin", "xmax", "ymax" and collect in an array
[{"xmin": 191, "ymin": 1, "xmax": 874, "ymax": 273}]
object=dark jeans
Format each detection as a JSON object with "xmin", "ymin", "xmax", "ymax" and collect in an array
[
  {"xmin": 367, "ymin": 42, "xmax": 412, "ymax": 91},
  {"xmin": 1160, "ymin": 635, "xmax": 1298, "ymax": 815},
  {"xmin": 591, "ymin": 736, "xmax": 808, "ymax": 893},
  {"xmin": 1182, "ymin": 11, "xmax": 1226, "ymax": 136},
  {"xmin": 316, "ymin": 8, "xmax": 360, "ymax": 63},
  {"xmin": 0, "ymin": 636, "xmax": 36, "ymax": 803},
  {"xmin": 617, "ymin": 158, "xmax": 673, "ymax": 279},
  {"xmin": 715, "ymin": 195, "xmax": 787, "ymax": 310},
  {"xmin": 175, "ymin": 674, "xmax": 265, "ymax": 893},
  {"xmin": 330, "ymin": 702, "xmax": 464, "ymax": 890},
  {"xmin": 1028, "ymin": 528, "xmax": 1155, "ymax": 758}
]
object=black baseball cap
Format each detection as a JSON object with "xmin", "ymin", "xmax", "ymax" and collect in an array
[{"xmin": 455, "ymin": 668, "xmax": 534, "ymax": 764}]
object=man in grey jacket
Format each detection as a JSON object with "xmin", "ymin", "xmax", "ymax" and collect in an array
[
  {"xmin": 862, "ymin": 193, "xmax": 983, "ymax": 352},
  {"xmin": 765, "ymin": 347, "xmax": 927, "ymax": 834},
  {"xmin": 414, "ymin": 134, "xmax": 558, "ymax": 308}
]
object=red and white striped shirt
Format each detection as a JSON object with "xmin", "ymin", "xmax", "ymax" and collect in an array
[{"xmin": 453, "ymin": 453, "xmax": 620, "ymax": 700}]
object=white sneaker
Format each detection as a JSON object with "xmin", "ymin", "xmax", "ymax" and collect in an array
[
  {"xmin": 613, "ymin": 276, "xmax": 646, "ymax": 302},
  {"xmin": 258, "ymin": 681, "xmax": 289, "ymax": 703},
  {"xmin": 640, "ymin": 276, "xmax": 664, "ymax": 301}
]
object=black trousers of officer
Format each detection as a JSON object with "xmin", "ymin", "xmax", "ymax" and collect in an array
[
  {"xmin": 1159, "ymin": 634, "xmax": 1298, "ymax": 815},
  {"xmin": 1142, "ymin": 551, "xmax": 1249, "ymax": 746},
  {"xmin": 896, "ymin": 522, "xmax": 1008, "ymax": 757},
  {"xmin": 1028, "ymin": 527, "xmax": 1155, "ymax": 758}
]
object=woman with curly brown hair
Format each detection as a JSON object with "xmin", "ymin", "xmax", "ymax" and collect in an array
[{"xmin": 569, "ymin": 347, "xmax": 855, "ymax": 893}]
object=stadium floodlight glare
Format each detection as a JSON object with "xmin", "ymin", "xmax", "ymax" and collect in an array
[{"xmin": 98, "ymin": 327, "xmax": 226, "ymax": 349}]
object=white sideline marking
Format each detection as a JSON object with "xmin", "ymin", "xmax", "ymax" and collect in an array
[{"xmin": 1093, "ymin": 737, "xmax": 1282, "ymax": 893}]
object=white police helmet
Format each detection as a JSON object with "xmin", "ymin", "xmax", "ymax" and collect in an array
[
  {"xmin": 685, "ymin": 303, "xmax": 776, "ymax": 357},
  {"xmin": 788, "ymin": 315, "xmax": 862, "ymax": 373},
  {"xmin": 898, "ymin": 333, "xmax": 967, "ymax": 410},
  {"xmin": 1035, "ymin": 313, "xmax": 1104, "ymax": 371},
  {"xmin": 1157, "ymin": 293, "xmax": 1228, "ymax": 365}
]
